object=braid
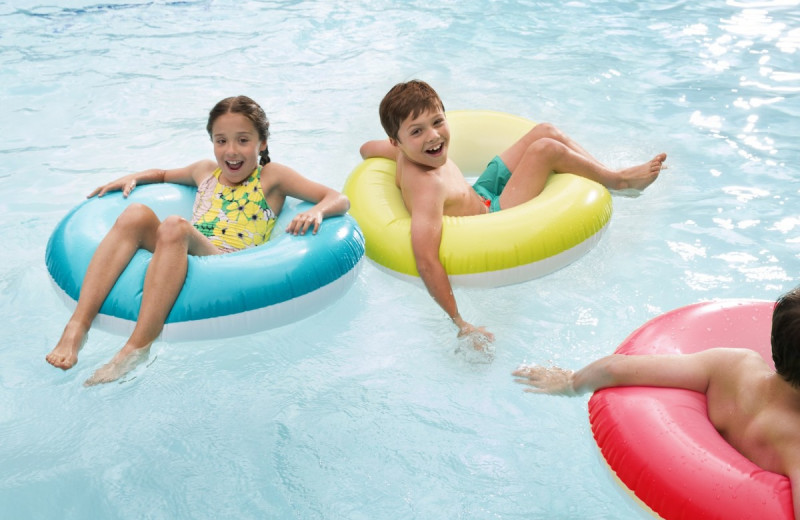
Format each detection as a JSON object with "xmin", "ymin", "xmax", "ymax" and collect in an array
[{"xmin": 260, "ymin": 146, "xmax": 271, "ymax": 165}]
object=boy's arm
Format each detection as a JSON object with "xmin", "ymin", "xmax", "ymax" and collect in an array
[
  {"xmin": 407, "ymin": 174, "xmax": 459, "ymax": 322},
  {"xmin": 773, "ymin": 431, "xmax": 800, "ymax": 517},
  {"xmin": 786, "ymin": 468, "xmax": 800, "ymax": 519},
  {"xmin": 360, "ymin": 140, "xmax": 397, "ymax": 160},
  {"xmin": 405, "ymin": 172, "xmax": 481, "ymax": 336},
  {"xmin": 513, "ymin": 350, "xmax": 730, "ymax": 396}
]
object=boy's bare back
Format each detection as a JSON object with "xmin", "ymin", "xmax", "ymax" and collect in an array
[
  {"xmin": 515, "ymin": 341, "xmax": 800, "ymax": 515},
  {"xmin": 706, "ymin": 349, "xmax": 800, "ymax": 478}
]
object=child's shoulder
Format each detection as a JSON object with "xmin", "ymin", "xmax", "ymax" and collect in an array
[
  {"xmin": 190, "ymin": 159, "xmax": 218, "ymax": 175},
  {"xmin": 187, "ymin": 159, "xmax": 219, "ymax": 184},
  {"xmin": 260, "ymin": 161, "xmax": 303, "ymax": 191},
  {"xmin": 261, "ymin": 161, "xmax": 297, "ymax": 176}
]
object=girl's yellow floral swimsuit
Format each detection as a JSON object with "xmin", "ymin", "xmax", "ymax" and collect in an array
[{"xmin": 191, "ymin": 167, "xmax": 276, "ymax": 253}]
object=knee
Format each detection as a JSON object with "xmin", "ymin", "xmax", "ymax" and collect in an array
[
  {"xmin": 113, "ymin": 203, "xmax": 157, "ymax": 232},
  {"xmin": 155, "ymin": 215, "xmax": 193, "ymax": 246},
  {"xmin": 524, "ymin": 137, "xmax": 566, "ymax": 160},
  {"xmin": 532, "ymin": 122, "xmax": 562, "ymax": 140}
]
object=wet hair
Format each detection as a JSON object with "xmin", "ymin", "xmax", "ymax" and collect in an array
[
  {"xmin": 207, "ymin": 95, "xmax": 271, "ymax": 165},
  {"xmin": 378, "ymin": 80, "xmax": 445, "ymax": 142},
  {"xmin": 772, "ymin": 286, "xmax": 800, "ymax": 387}
]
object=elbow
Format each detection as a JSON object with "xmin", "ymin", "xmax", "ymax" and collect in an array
[
  {"xmin": 360, "ymin": 140, "xmax": 393, "ymax": 160},
  {"xmin": 359, "ymin": 142, "xmax": 372, "ymax": 160},
  {"xmin": 325, "ymin": 192, "xmax": 349, "ymax": 217}
]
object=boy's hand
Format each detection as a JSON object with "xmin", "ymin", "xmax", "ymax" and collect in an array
[
  {"xmin": 455, "ymin": 320, "xmax": 494, "ymax": 351},
  {"xmin": 512, "ymin": 365, "xmax": 577, "ymax": 396}
]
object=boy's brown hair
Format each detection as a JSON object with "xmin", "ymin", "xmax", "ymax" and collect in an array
[
  {"xmin": 379, "ymin": 80, "xmax": 445, "ymax": 142},
  {"xmin": 772, "ymin": 286, "xmax": 800, "ymax": 387}
]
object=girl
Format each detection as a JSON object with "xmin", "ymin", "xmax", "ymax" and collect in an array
[{"xmin": 46, "ymin": 96, "xmax": 350, "ymax": 385}]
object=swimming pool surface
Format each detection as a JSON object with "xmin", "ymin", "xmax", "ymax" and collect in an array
[{"xmin": 1, "ymin": 1, "xmax": 798, "ymax": 518}]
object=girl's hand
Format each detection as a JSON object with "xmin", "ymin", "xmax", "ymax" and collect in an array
[
  {"xmin": 286, "ymin": 210, "xmax": 323, "ymax": 235},
  {"xmin": 88, "ymin": 174, "xmax": 139, "ymax": 199},
  {"xmin": 87, "ymin": 169, "xmax": 168, "ymax": 199}
]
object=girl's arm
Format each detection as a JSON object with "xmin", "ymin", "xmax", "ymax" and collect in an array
[
  {"xmin": 265, "ymin": 162, "xmax": 350, "ymax": 235},
  {"xmin": 87, "ymin": 159, "xmax": 216, "ymax": 198}
]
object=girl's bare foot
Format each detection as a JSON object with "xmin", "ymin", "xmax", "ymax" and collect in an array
[
  {"xmin": 45, "ymin": 323, "xmax": 88, "ymax": 370},
  {"xmin": 84, "ymin": 343, "xmax": 151, "ymax": 386},
  {"xmin": 614, "ymin": 153, "xmax": 667, "ymax": 192}
]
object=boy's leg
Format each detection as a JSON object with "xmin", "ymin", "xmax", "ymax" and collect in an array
[
  {"xmin": 497, "ymin": 123, "xmax": 665, "ymax": 209},
  {"xmin": 500, "ymin": 123, "xmax": 603, "ymax": 172}
]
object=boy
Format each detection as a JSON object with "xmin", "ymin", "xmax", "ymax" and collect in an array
[
  {"xmin": 513, "ymin": 287, "xmax": 800, "ymax": 516},
  {"xmin": 360, "ymin": 80, "xmax": 667, "ymax": 342}
]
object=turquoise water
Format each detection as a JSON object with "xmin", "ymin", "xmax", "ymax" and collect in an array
[{"xmin": 1, "ymin": 1, "xmax": 798, "ymax": 518}]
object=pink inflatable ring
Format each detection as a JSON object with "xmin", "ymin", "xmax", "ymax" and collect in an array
[{"xmin": 588, "ymin": 300, "xmax": 793, "ymax": 519}]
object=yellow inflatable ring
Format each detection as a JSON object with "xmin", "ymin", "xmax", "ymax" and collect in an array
[{"xmin": 344, "ymin": 110, "xmax": 613, "ymax": 287}]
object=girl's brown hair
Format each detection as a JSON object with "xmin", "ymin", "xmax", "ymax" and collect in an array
[{"xmin": 207, "ymin": 96, "xmax": 271, "ymax": 165}]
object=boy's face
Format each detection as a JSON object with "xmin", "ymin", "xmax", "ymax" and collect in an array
[{"xmin": 391, "ymin": 107, "xmax": 449, "ymax": 169}]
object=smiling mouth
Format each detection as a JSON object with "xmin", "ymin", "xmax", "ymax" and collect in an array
[
  {"xmin": 226, "ymin": 160, "xmax": 243, "ymax": 171},
  {"xmin": 425, "ymin": 143, "xmax": 443, "ymax": 155}
]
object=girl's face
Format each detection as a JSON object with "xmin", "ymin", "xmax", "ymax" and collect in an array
[{"xmin": 210, "ymin": 112, "xmax": 267, "ymax": 185}]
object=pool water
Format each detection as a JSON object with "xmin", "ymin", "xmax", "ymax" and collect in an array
[{"xmin": 1, "ymin": 1, "xmax": 798, "ymax": 518}]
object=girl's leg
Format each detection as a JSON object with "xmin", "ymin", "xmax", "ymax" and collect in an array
[
  {"xmin": 46, "ymin": 204, "xmax": 161, "ymax": 370},
  {"xmin": 84, "ymin": 216, "xmax": 219, "ymax": 385}
]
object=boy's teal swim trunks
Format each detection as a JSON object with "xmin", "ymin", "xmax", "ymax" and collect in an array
[{"xmin": 472, "ymin": 155, "xmax": 512, "ymax": 213}]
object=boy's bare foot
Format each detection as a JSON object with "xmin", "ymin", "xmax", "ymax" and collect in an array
[
  {"xmin": 614, "ymin": 153, "xmax": 667, "ymax": 192},
  {"xmin": 46, "ymin": 323, "xmax": 88, "ymax": 370},
  {"xmin": 84, "ymin": 344, "xmax": 151, "ymax": 386}
]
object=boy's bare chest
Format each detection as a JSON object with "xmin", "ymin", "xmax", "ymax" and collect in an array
[{"xmin": 440, "ymin": 169, "xmax": 482, "ymax": 216}]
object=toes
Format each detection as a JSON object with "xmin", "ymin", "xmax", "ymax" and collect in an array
[{"xmin": 46, "ymin": 352, "xmax": 75, "ymax": 370}]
